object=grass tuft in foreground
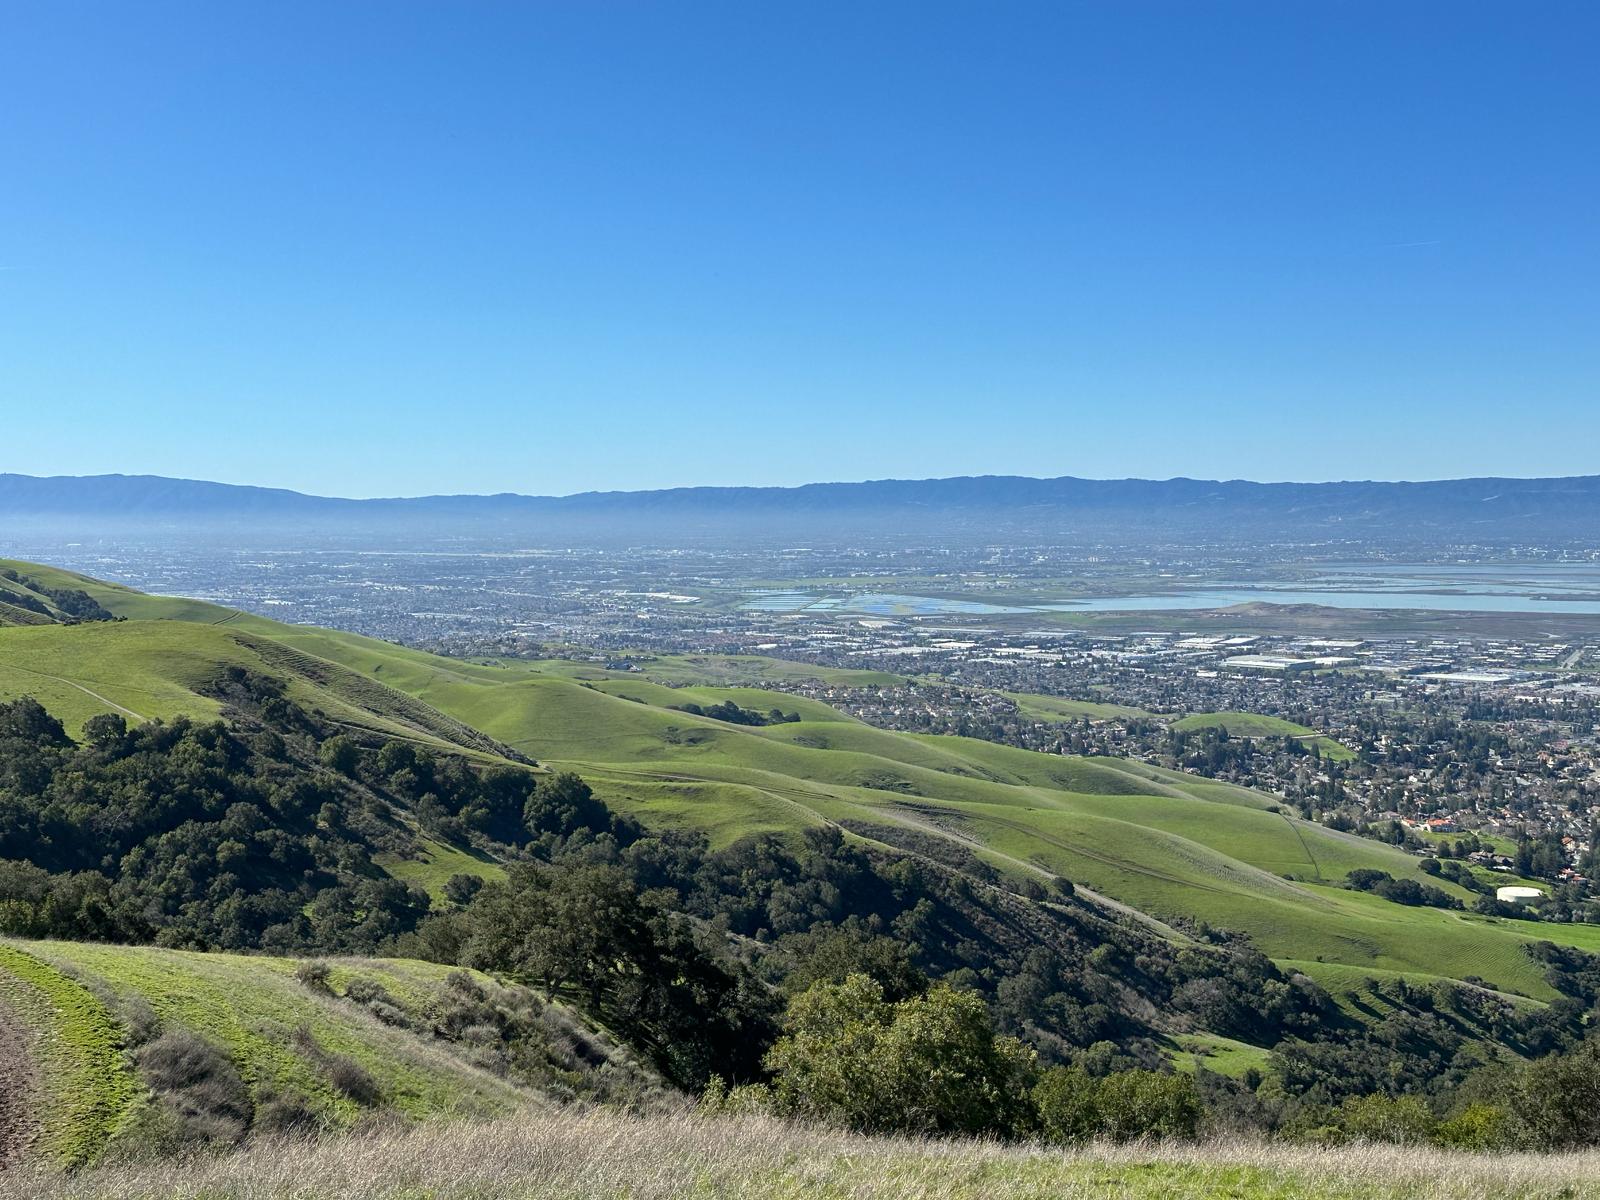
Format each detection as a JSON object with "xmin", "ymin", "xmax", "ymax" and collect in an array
[{"xmin": 3, "ymin": 1109, "xmax": 1599, "ymax": 1200}]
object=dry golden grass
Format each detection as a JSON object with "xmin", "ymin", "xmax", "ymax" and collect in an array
[{"xmin": 3, "ymin": 1108, "xmax": 1598, "ymax": 1199}]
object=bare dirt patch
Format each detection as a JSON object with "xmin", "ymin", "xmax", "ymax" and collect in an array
[{"xmin": 0, "ymin": 998, "xmax": 38, "ymax": 1167}]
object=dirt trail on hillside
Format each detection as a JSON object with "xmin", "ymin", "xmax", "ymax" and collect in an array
[
  {"xmin": 0, "ymin": 999, "xmax": 37, "ymax": 1168},
  {"xmin": 0, "ymin": 661, "xmax": 148, "ymax": 722},
  {"xmin": 0, "ymin": 992, "xmax": 41, "ymax": 1171}
]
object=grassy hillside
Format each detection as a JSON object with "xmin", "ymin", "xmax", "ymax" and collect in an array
[
  {"xmin": 3, "ymin": 559, "xmax": 1595, "ymax": 1005},
  {"xmin": 0, "ymin": 573, "xmax": 512, "ymax": 758},
  {"xmin": 619, "ymin": 653, "xmax": 910, "ymax": 688},
  {"xmin": 1006, "ymin": 691, "xmax": 1156, "ymax": 722},
  {"xmin": 0, "ymin": 944, "xmax": 139, "ymax": 1165},
  {"xmin": 0, "ymin": 938, "xmax": 656, "ymax": 1168},
  {"xmin": 5, "ymin": 1108, "xmax": 1599, "ymax": 1200},
  {"xmin": 1171, "ymin": 711, "xmax": 1355, "ymax": 761},
  {"xmin": 1171, "ymin": 712, "xmax": 1319, "ymax": 738},
  {"xmin": 0, "ymin": 567, "xmax": 114, "ymax": 629}
]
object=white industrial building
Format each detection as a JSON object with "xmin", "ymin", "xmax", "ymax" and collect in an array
[{"xmin": 1221, "ymin": 654, "xmax": 1315, "ymax": 673}]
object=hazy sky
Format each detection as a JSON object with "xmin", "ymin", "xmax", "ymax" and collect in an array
[{"xmin": 3, "ymin": 2, "xmax": 1597, "ymax": 497}]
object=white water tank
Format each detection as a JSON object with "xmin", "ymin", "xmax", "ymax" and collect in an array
[{"xmin": 1496, "ymin": 886, "xmax": 1544, "ymax": 905}]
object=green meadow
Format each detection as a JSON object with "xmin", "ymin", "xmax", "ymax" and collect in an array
[
  {"xmin": 1170, "ymin": 711, "xmax": 1355, "ymax": 760},
  {"xmin": 1005, "ymin": 691, "xmax": 1156, "ymax": 722},
  {"xmin": 0, "ymin": 938, "xmax": 539, "ymax": 1164}
]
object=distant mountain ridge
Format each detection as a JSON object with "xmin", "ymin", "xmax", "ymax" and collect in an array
[{"xmin": 3, "ymin": 471, "xmax": 1598, "ymax": 543}]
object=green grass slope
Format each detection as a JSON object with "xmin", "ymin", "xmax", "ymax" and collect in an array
[
  {"xmin": 0, "ymin": 560, "xmax": 247, "ymax": 624},
  {"xmin": 413, "ymin": 679, "xmax": 1600, "ymax": 999},
  {"xmin": 1171, "ymin": 711, "xmax": 1319, "ymax": 738},
  {"xmin": 629, "ymin": 653, "xmax": 910, "ymax": 687},
  {"xmin": 0, "ymin": 938, "xmax": 663, "ymax": 1166},
  {"xmin": 1006, "ymin": 691, "xmax": 1155, "ymax": 722},
  {"xmin": 0, "ymin": 568, "xmax": 109, "ymax": 629},
  {"xmin": 0, "ymin": 944, "xmax": 139, "ymax": 1166},
  {"xmin": 0, "ymin": 586, "xmax": 512, "ymax": 758},
  {"xmin": 1171, "ymin": 711, "xmax": 1355, "ymax": 760},
  {"xmin": 5, "ymin": 559, "xmax": 1596, "ymax": 1004},
  {"xmin": 374, "ymin": 832, "xmax": 508, "ymax": 898}
]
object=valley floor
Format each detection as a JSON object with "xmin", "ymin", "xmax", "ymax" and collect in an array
[{"xmin": 3, "ymin": 1110, "xmax": 1597, "ymax": 1200}]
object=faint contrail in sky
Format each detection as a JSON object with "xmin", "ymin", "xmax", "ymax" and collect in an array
[{"xmin": 1384, "ymin": 240, "xmax": 1442, "ymax": 248}]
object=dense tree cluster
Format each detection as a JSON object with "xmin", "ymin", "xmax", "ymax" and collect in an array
[
  {"xmin": 670, "ymin": 700, "xmax": 800, "ymax": 726},
  {"xmin": 705, "ymin": 973, "xmax": 1199, "ymax": 1143},
  {"xmin": 414, "ymin": 862, "xmax": 776, "ymax": 1089},
  {"xmin": 1257, "ymin": 1039, "xmax": 1600, "ymax": 1150},
  {"xmin": 732, "ymin": 974, "xmax": 1038, "ymax": 1136},
  {"xmin": 401, "ymin": 801, "xmax": 1570, "ymax": 1105},
  {"xmin": 547, "ymin": 819, "xmax": 1339, "ymax": 1061},
  {"xmin": 0, "ymin": 682, "xmax": 626, "ymax": 953},
  {"xmin": 1515, "ymin": 832, "xmax": 1573, "ymax": 881},
  {"xmin": 0, "ymin": 695, "xmax": 430, "ymax": 950},
  {"xmin": 1344, "ymin": 868, "xmax": 1460, "ymax": 909}
]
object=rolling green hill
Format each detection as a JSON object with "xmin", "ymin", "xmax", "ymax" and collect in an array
[
  {"xmin": 0, "ymin": 567, "xmax": 116, "ymax": 629},
  {"xmin": 0, "ymin": 938, "xmax": 657, "ymax": 1168},
  {"xmin": 1171, "ymin": 711, "xmax": 1319, "ymax": 738},
  {"xmin": 1, "ymin": 558, "xmax": 1593, "ymax": 1007},
  {"xmin": 1170, "ymin": 710, "xmax": 1355, "ymax": 760},
  {"xmin": 0, "ymin": 565, "xmax": 515, "ymax": 760},
  {"xmin": 1005, "ymin": 691, "xmax": 1155, "ymax": 722}
]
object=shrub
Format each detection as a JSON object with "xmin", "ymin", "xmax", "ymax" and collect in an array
[
  {"xmin": 135, "ymin": 1029, "xmax": 253, "ymax": 1144},
  {"xmin": 117, "ymin": 993, "xmax": 161, "ymax": 1047},
  {"xmin": 343, "ymin": 975, "xmax": 396, "ymax": 1008},
  {"xmin": 343, "ymin": 976, "xmax": 412, "ymax": 1028},
  {"xmin": 764, "ymin": 974, "xmax": 1036, "ymax": 1137},
  {"xmin": 1094, "ymin": 1069, "xmax": 1202, "ymax": 1141},
  {"xmin": 295, "ymin": 960, "xmax": 333, "ymax": 993},
  {"xmin": 699, "ymin": 1075, "xmax": 775, "ymax": 1116},
  {"xmin": 327, "ymin": 1054, "xmax": 382, "ymax": 1105},
  {"xmin": 443, "ymin": 873, "xmax": 484, "ymax": 907},
  {"xmin": 1334, "ymin": 1094, "xmax": 1436, "ymax": 1145},
  {"xmin": 1518, "ymin": 1039, "xmax": 1600, "ymax": 1148},
  {"xmin": 1033, "ymin": 1065, "xmax": 1102, "ymax": 1143},
  {"xmin": 1435, "ymin": 1103, "xmax": 1519, "ymax": 1151},
  {"xmin": 318, "ymin": 736, "xmax": 360, "ymax": 775},
  {"xmin": 251, "ymin": 1086, "xmax": 319, "ymax": 1137},
  {"xmin": 1034, "ymin": 1065, "xmax": 1201, "ymax": 1143},
  {"xmin": 291, "ymin": 1025, "xmax": 383, "ymax": 1106}
]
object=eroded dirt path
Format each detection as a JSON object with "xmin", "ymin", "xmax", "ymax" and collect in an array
[
  {"xmin": 0, "ymin": 997, "xmax": 38, "ymax": 1168},
  {"xmin": 0, "ymin": 661, "xmax": 148, "ymax": 723}
]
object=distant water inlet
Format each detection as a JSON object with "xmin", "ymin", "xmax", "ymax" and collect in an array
[
  {"xmin": 1042, "ymin": 589, "xmax": 1600, "ymax": 615},
  {"xmin": 741, "ymin": 566, "xmax": 1600, "ymax": 616},
  {"xmin": 741, "ymin": 592, "xmax": 1035, "ymax": 615}
]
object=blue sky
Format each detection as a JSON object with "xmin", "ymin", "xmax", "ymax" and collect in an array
[{"xmin": 2, "ymin": 2, "xmax": 1596, "ymax": 497}]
